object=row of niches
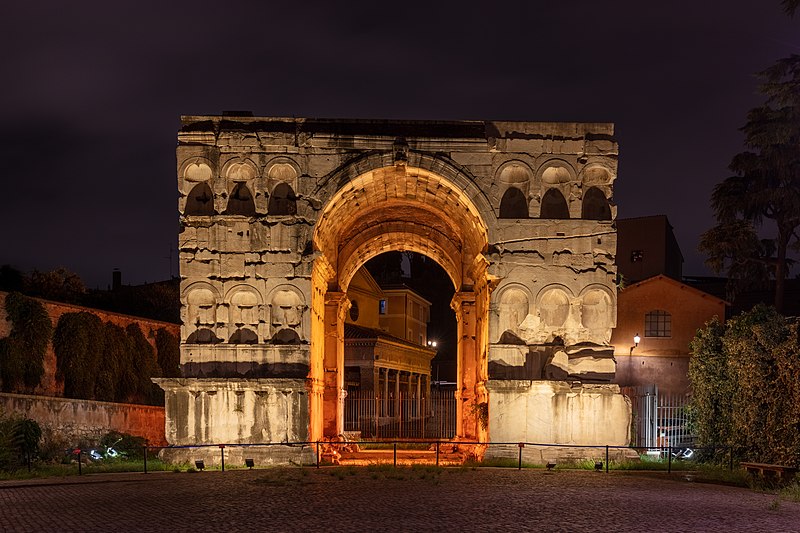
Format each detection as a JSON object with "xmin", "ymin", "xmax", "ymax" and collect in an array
[
  {"xmin": 184, "ymin": 286, "xmax": 307, "ymax": 345},
  {"xmin": 498, "ymin": 185, "xmax": 612, "ymax": 220},
  {"xmin": 493, "ymin": 285, "xmax": 616, "ymax": 345},
  {"xmin": 497, "ymin": 160, "xmax": 614, "ymax": 187},
  {"xmin": 182, "ymin": 181, "xmax": 297, "ymax": 217}
]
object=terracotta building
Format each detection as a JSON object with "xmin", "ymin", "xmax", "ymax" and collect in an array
[{"xmin": 343, "ymin": 268, "xmax": 435, "ymax": 400}]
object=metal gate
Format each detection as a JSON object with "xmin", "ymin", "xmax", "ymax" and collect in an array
[
  {"xmin": 344, "ymin": 390, "xmax": 456, "ymax": 440},
  {"xmin": 623, "ymin": 385, "xmax": 694, "ymax": 449}
]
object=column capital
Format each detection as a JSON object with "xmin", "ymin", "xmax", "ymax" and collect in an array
[{"xmin": 450, "ymin": 292, "xmax": 476, "ymax": 320}]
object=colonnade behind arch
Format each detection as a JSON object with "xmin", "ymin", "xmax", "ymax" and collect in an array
[{"xmin": 156, "ymin": 116, "xmax": 631, "ymax": 465}]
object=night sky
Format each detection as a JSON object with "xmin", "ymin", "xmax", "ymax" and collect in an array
[{"xmin": 1, "ymin": 2, "xmax": 797, "ymax": 289}]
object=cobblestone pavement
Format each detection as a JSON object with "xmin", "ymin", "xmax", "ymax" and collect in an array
[{"xmin": 1, "ymin": 468, "xmax": 799, "ymax": 532}]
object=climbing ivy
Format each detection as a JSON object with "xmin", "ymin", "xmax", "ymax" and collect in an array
[
  {"xmin": 53, "ymin": 312, "xmax": 104, "ymax": 399},
  {"xmin": 156, "ymin": 328, "xmax": 180, "ymax": 379},
  {"xmin": 0, "ymin": 292, "xmax": 52, "ymax": 393}
]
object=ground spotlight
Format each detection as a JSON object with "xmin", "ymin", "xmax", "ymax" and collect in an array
[
  {"xmin": 546, "ymin": 462, "xmax": 557, "ymax": 471},
  {"xmin": 195, "ymin": 460, "xmax": 205, "ymax": 471},
  {"xmin": 595, "ymin": 461, "xmax": 603, "ymax": 471},
  {"xmin": 245, "ymin": 458, "xmax": 255, "ymax": 469}
]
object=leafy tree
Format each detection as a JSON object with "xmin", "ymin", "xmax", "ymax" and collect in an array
[
  {"xmin": 783, "ymin": 0, "xmax": 799, "ymax": 17},
  {"xmin": 0, "ymin": 413, "xmax": 41, "ymax": 471},
  {"xmin": 0, "ymin": 293, "xmax": 52, "ymax": 393},
  {"xmin": 53, "ymin": 312, "xmax": 104, "ymax": 399},
  {"xmin": 155, "ymin": 328, "xmax": 181, "ymax": 379},
  {"xmin": 26, "ymin": 268, "xmax": 86, "ymax": 304},
  {"xmin": 0, "ymin": 265, "xmax": 25, "ymax": 292},
  {"xmin": 699, "ymin": 55, "xmax": 800, "ymax": 312},
  {"xmin": 689, "ymin": 306, "xmax": 800, "ymax": 466}
]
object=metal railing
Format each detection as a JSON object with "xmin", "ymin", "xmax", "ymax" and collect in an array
[{"xmin": 343, "ymin": 390, "xmax": 456, "ymax": 439}]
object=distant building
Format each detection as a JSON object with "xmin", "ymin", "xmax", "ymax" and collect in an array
[
  {"xmin": 617, "ymin": 215, "xmax": 683, "ymax": 283},
  {"xmin": 343, "ymin": 268, "xmax": 435, "ymax": 400},
  {"xmin": 611, "ymin": 275, "xmax": 726, "ymax": 395}
]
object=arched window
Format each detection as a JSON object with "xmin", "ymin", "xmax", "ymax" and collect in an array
[
  {"xmin": 499, "ymin": 187, "xmax": 528, "ymax": 218},
  {"xmin": 187, "ymin": 328, "xmax": 221, "ymax": 344},
  {"xmin": 224, "ymin": 183, "xmax": 256, "ymax": 216},
  {"xmin": 581, "ymin": 187, "xmax": 611, "ymax": 220},
  {"xmin": 645, "ymin": 310, "xmax": 671, "ymax": 337},
  {"xmin": 268, "ymin": 183, "xmax": 297, "ymax": 215},
  {"xmin": 185, "ymin": 183, "xmax": 214, "ymax": 215},
  {"xmin": 539, "ymin": 188, "xmax": 570, "ymax": 219}
]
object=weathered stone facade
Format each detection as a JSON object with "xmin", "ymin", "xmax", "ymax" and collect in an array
[{"xmin": 160, "ymin": 116, "xmax": 629, "ymax": 463}]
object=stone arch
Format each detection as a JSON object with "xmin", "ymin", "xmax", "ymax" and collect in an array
[
  {"xmin": 580, "ymin": 163, "xmax": 614, "ymax": 186},
  {"xmin": 222, "ymin": 158, "xmax": 259, "ymax": 183},
  {"xmin": 180, "ymin": 158, "xmax": 214, "ymax": 183},
  {"xmin": 185, "ymin": 182, "xmax": 215, "ymax": 216},
  {"xmin": 268, "ymin": 182, "xmax": 297, "ymax": 216},
  {"xmin": 540, "ymin": 188, "xmax": 570, "ymax": 219},
  {"xmin": 184, "ymin": 283, "xmax": 221, "ymax": 344},
  {"xmin": 226, "ymin": 285, "xmax": 262, "ymax": 343},
  {"xmin": 579, "ymin": 285, "xmax": 615, "ymax": 342},
  {"xmin": 538, "ymin": 159, "xmax": 577, "ymax": 185},
  {"xmin": 581, "ymin": 186, "xmax": 611, "ymax": 220},
  {"xmin": 224, "ymin": 182, "xmax": 257, "ymax": 216},
  {"xmin": 312, "ymin": 157, "xmax": 491, "ymax": 441},
  {"xmin": 267, "ymin": 285, "xmax": 306, "ymax": 343},
  {"xmin": 536, "ymin": 286, "xmax": 573, "ymax": 328},
  {"xmin": 499, "ymin": 187, "xmax": 529, "ymax": 219},
  {"xmin": 493, "ymin": 283, "xmax": 532, "ymax": 343}
]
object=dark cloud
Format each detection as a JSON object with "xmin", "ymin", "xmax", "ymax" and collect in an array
[{"xmin": 0, "ymin": 1, "xmax": 797, "ymax": 287}]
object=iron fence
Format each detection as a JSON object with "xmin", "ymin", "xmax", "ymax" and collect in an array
[
  {"xmin": 623, "ymin": 385, "xmax": 694, "ymax": 449},
  {"xmin": 344, "ymin": 390, "xmax": 456, "ymax": 440}
]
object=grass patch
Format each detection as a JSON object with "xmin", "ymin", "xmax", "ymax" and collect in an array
[
  {"xmin": 0, "ymin": 458, "xmax": 172, "ymax": 480},
  {"xmin": 779, "ymin": 481, "xmax": 800, "ymax": 502}
]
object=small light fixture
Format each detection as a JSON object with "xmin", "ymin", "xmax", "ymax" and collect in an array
[
  {"xmin": 634, "ymin": 334, "xmax": 641, "ymax": 346},
  {"xmin": 195, "ymin": 460, "xmax": 205, "ymax": 471},
  {"xmin": 245, "ymin": 458, "xmax": 255, "ymax": 469},
  {"xmin": 595, "ymin": 461, "xmax": 603, "ymax": 472},
  {"xmin": 546, "ymin": 462, "xmax": 557, "ymax": 471},
  {"xmin": 427, "ymin": 340, "xmax": 437, "ymax": 348}
]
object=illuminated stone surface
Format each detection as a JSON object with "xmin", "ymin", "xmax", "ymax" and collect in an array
[{"xmin": 159, "ymin": 117, "xmax": 628, "ymax": 460}]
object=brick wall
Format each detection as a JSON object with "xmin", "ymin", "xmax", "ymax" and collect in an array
[{"xmin": 0, "ymin": 291, "xmax": 180, "ymax": 397}]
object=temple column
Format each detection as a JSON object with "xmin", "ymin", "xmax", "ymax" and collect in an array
[
  {"xmin": 322, "ymin": 292, "xmax": 349, "ymax": 437},
  {"xmin": 452, "ymin": 292, "xmax": 477, "ymax": 440}
]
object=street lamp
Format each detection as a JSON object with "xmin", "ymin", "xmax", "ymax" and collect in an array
[{"xmin": 630, "ymin": 333, "xmax": 641, "ymax": 355}]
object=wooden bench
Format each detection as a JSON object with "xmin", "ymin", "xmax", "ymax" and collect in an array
[{"xmin": 740, "ymin": 462, "xmax": 797, "ymax": 482}]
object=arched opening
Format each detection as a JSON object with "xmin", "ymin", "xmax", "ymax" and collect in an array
[
  {"xmin": 540, "ymin": 188, "xmax": 570, "ymax": 219},
  {"xmin": 310, "ymin": 163, "xmax": 492, "ymax": 443},
  {"xmin": 224, "ymin": 183, "xmax": 256, "ymax": 216},
  {"xmin": 185, "ymin": 182, "xmax": 214, "ymax": 216},
  {"xmin": 268, "ymin": 183, "xmax": 297, "ymax": 215},
  {"xmin": 581, "ymin": 186, "xmax": 611, "ymax": 220},
  {"xmin": 499, "ymin": 187, "xmax": 528, "ymax": 218},
  {"xmin": 341, "ymin": 251, "xmax": 457, "ymax": 439}
]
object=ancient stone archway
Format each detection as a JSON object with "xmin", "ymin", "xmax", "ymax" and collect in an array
[
  {"xmin": 309, "ymin": 161, "xmax": 493, "ymax": 442},
  {"xmin": 158, "ymin": 117, "xmax": 631, "ymax": 466}
]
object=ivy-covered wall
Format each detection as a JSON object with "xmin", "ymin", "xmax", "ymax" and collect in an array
[{"xmin": 0, "ymin": 291, "xmax": 179, "ymax": 403}]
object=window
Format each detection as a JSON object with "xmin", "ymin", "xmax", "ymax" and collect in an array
[
  {"xmin": 645, "ymin": 310, "xmax": 671, "ymax": 337},
  {"xmin": 349, "ymin": 300, "xmax": 359, "ymax": 322},
  {"xmin": 379, "ymin": 299, "xmax": 387, "ymax": 314}
]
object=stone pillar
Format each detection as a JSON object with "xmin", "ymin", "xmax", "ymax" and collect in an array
[
  {"xmin": 322, "ymin": 292, "xmax": 349, "ymax": 437},
  {"xmin": 452, "ymin": 292, "xmax": 477, "ymax": 439}
]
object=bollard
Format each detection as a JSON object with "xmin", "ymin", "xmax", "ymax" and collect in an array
[
  {"xmin": 605, "ymin": 445, "xmax": 609, "ymax": 473},
  {"xmin": 435, "ymin": 441, "xmax": 440, "ymax": 467},
  {"xmin": 316, "ymin": 441, "xmax": 320, "ymax": 469},
  {"xmin": 143, "ymin": 446, "xmax": 148, "ymax": 474},
  {"xmin": 77, "ymin": 449, "xmax": 82, "ymax": 476},
  {"xmin": 393, "ymin": 442, "xmax": 397, "ymax": 468},
  {"xmin": 220, "ymin": 445, "xmax": 226, "ymax": 472},
  {"xmin": 668, "ymin": 446, "xmax": 672, "ymax": 473},
  {"xmin": 518, "ymin": 443, "xmax": 524, "ymax": 470}
]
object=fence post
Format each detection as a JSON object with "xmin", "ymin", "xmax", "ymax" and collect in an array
[
  {"xmin": 220, "ymin": 445, "xmax": 225, "ymax": 472},
  {"xmin": 436, "ymin": 441, "xmax": 440, "ymax": 467},
  {"xmin": 605, "ymin": 445, "xmax": 609, "ymax": 473},
  {"xmin": 316, "ymin": 441, "xmax": 320, "ymax": 469},
  {"xmin": 143, "ymin": 446, "xmax": 148, "ymax": 474},
  {"xmin": 518, "ymin": 443, "xmax": 524, "ymax": 470},
  {"xmin": 668, "ymin": 446, "xmax": 672, "ymax": 473},
  {"xmin": 393, "ymin": 442, "xmax": 397, "ymax": 468},
  {"xmin": 77, "ymin": 450, "xmax": 82, "ymax": 476}
]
